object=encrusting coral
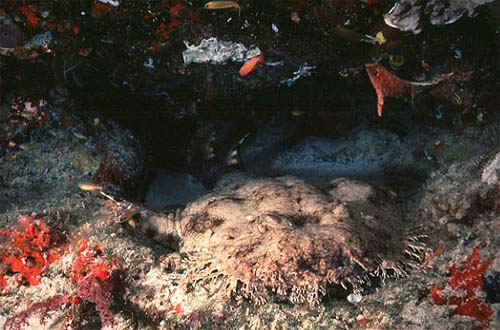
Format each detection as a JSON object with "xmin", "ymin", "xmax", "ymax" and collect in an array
[
  {"xmin": 140, "ymin": 174, "xmax": 426, "ymax": 305},
  {"xmin": 430, "ymin": 246, "xmax": 494, "ymax": 329}
]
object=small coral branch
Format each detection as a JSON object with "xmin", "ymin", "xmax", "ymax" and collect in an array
[{"xmin": 430, "ymin": 246, "xmax": 494, "ymax": 329}]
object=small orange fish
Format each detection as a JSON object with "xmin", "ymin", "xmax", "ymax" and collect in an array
[
  {"xmin": 239, "ymin": 53, "xmax": 263, "ymax": 77},
  {"xmin": 204, "ymin": 1, "xmax": 240, "ymax": 16}
]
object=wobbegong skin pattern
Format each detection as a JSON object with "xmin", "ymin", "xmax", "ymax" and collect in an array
[{"xmin": 140, "ymin": 173, "xmax": 426, "ymax": 305}]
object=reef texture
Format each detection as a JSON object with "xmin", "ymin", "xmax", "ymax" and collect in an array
[
  {"xmin": 170, "ymin": 174, "xmax": 425, "ymax": 305},
  {"xmin": 384, "ymin": 0, "xmax": 496, "ymax": 34},
  {"xmin": 419, "ymin": 146, "xmax": 500, "ymax": 227}
]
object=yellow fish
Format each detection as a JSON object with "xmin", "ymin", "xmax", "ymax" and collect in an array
[
  {"xmin": 78, "ymin": 183, "xmax": 103, "ymax": 191},
  {"xmin": 376, "ymin": 31, "xmax": 386, "ymax": 45},
  {"xmin": 453, "ymin": 92, "xmax": 463, "ymax": 105},
  {"xmin": 204, "ymin": 1, "xmax": 240, "ymax": 16}
]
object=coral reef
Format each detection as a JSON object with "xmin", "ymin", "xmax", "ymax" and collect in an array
[
  {"xmin": 419, "ymin": 147, "xmax": 500, "ymax": 227},
  {"xmin": 0, "ymin": 1, "xmax": 497, "ymax": 328},
  {"xmin": 384, "ymin": 0, "xmax": 496, "ymax": 34},
  {"xmin": 0, "ymin": 85, "xmax": 144, "ymax": 214},
  {"xmin": 3, "ymin": 239, "xmax": 122, "ymax": 329},
  {"xmin": 147, "ymin": 174, "xmax": 426, "ymax": 305}
]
